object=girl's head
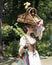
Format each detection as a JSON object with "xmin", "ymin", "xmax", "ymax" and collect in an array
[{"xmin": 23, "ymin": 24, "xmax": 34, "ymax": 33}]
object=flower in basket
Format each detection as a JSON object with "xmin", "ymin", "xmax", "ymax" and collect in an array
[{"xmin": 24, "ymin": 2, "xmax": 31, "ymax": 9}]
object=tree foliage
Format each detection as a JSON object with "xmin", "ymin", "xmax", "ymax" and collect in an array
[{"xmin": 2, "ymin": 0, "xmax": 52, "ymax": 56}]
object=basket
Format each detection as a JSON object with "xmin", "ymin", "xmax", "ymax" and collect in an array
[{"xmin": 17, "ymin": 7, "xmax": 37, "ymax": 25}]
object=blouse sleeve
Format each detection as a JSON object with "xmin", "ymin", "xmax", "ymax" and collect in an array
[
  {"xmin": 19, "ymin": 36, "xmax": 26, "ymax": 56},
  {"xmin": 19, "ymin": 36, "xmax": 26, "ymax": 47}
]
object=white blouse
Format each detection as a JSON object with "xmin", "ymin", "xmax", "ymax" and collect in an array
[
  {"xmin": 28, "ymin": 50, "xmax": 41, "ymax": 65},
  {"xmin": 19, "ymin": 35, "xmax": 41, "ymax": 65},
  {"xmin": 19, "ymin": 34, "xmax": 36, "ymax": 55}
]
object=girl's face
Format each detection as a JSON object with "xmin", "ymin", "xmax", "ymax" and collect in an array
[{"xmin": 27, "ymin": 25, "xmax": 34, "ymax": 33}]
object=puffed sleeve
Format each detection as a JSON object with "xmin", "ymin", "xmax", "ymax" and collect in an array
[
  {"xmin": 19, "ymin": 36, "xmax": 26, "ymax": 55},
  {"xmin": 19, "ymin": 36, "xmax": 26, "ymax": 47}
]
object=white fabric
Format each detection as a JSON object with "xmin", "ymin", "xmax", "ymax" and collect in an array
[
  {"xmin": 19, "ymin": 36, "xmax": 26, "ymax": 47},
  {"xmin": 19, "ymin": 34, "xmax": 36, "ymax": 46},
  {"xmin": 28, "ymin": 50, "xmax": 41, "ymax": 65},
  {"xmin": 19, "ymin": 35, "xmax": 41, "ymax": 65},
  {"xmin": 36, "ymin": 25, "xmax": 45, "ymax": 40},
  {"xmin": 19, "ymin": 35, "xmax": 36, "ymax": 55},
  {"xmin": 19, "ymin": 36, "xmax": 26, "ymax": 55},
  {"xmin": 34, "ymin": 19, "xmax": 45, "ymax": 40},
  {"xmin": 26, "ymin": 35, "xmax": 36, "ymax": 45}
]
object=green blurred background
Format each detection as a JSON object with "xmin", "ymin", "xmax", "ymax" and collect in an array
[{"xmin": 2, "ymin": 0, "xmax": 52, "ymax": 57}]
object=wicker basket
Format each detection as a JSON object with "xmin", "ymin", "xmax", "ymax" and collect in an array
[{"xmin": 17, "ymin": 7, "xmax": 37, "ymax": 25}]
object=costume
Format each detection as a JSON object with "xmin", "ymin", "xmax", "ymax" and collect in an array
[
  {"xmin": 19, "ymin": 34, "xmax": 36, "ymax": 55},
  {"xmin": 17, "ymin": 6, "xmax": 45, "ymax": 65},
  {"xmin": 18, "ymin": 34, "xmax": 41, "ymax": 65},
  {"xmin": 28, "ymin": 50, "xmax": 41, "ymax": 65}
]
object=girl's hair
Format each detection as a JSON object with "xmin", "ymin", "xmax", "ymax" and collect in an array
[
  {"xmin": 18, "ymin": 23, "xmax": 30, "ymax": 33},
  {"xmin": 23, "ymin": 24, "xmax": 31, "ymax": 33},
  {"xmin": 23, "ymin": 26, "xmax": 28, "ymax": 33}
]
